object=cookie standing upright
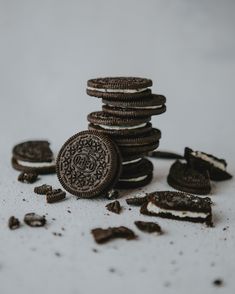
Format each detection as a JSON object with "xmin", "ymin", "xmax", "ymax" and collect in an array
[
  {"xmin": 56, "ymin": 130, "xmax": 122, "ymax": 198},
  {"xmin": 86, "ymin": 77, "xmax": 167, "ymax": 189}
]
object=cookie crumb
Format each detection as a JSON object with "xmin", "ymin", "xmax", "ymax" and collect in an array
[{"xmin": 213, "ymin": 279, "xmax": 223, "ymax": 287}]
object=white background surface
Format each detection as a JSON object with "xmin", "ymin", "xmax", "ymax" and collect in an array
[{"xmin": 0, "ymin": 0, "xmax": 235, "ymax": 293}]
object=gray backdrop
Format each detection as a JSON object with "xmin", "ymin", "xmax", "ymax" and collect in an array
[{"xmin": 0, "ymin": 1, "xmax": 235, "ymax": 294}]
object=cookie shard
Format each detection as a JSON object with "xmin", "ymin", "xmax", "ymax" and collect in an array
[
  {"xmin": 185, "ymin": 147, "xmax": 232, "ymax": 181},
  {"xmin": 8, "ymin": 216, "xmax": 20, "ymax": 230},
  {"xmin": 24, "ymin": 213, "xmax": 46, "ymax": 227},
  {"xmin": 46, "ymin": 189, "xmax": 66, "ymax": 203},
  {"xmin": 167, "ymin": 160, "xmax": 211, "ymax": 195},
  {"xmin": 106, "ymin": 200, "xmax": 121, "ymax": 214},
  {"xmin": 134, "ymin": 221, "xmax": 162, "ymax": 234},
  {"xmin": 34, "ymin": 184, "xmax": 53, "ymax": 195},
  {"xmin": 140, "ymin": 191, "xmax": 213, "ymax": 226},
  {"xmin": 126, "ymin": 196, "xmax": 148, "ymax": 206},
  {"xmin": 18, "ymin": 172, "xmax": 38, "ymax": 183},
  {"xmin": 91, "ymin": 226, "xmax": 137, "ymax": 244}
]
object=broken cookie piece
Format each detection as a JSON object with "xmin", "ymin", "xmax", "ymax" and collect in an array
[
  {"xmin": 106, "ymin": 200, "xmax": 121, "ymax": 214},
  {"xmin": 24, "ymin": 213, "xmax": 46, "ymax": 227},
  {"xmin": 126, "ymin": 196, "xmax": 148, "ymax": 206},
  {"xmin": 46, "ymin": 189, "xmax": 66, "ymax": 203},
  {"xmin": 140, "ymin": 191, "xmax": 213, "ymax": 226},
  {"xmin": 18, "ymin": 172, "xmax": 38, "ymax": 184},
  {"xmin": 34, "ymin": 184, "xmax": 52, "ymax": 195},
  {"xmin": 8, "ymin": 216, "xmax": 20, "ymax": 230},
  {"xmin": 185, "ymin": 147, "xmax": 232, "ymax": 181},
  {"xmin": 134, "ymin": 221, "xmax": 162, "ymax": 234},
  {"xmin": 91, "ymin": 226, "xmax": 137, "ymax": 244}
]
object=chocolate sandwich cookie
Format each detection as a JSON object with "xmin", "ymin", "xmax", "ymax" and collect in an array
[
  {"xmin": 185, "ymin": 147, "xmax": 232, "ymax": 181},
  {"xmin": 114, "ymin": 128, "xmax": 161, "ymax": 146},
  {"xmin": 167, "ymin": 160, "xmax": 211, "ymax": 195},
  {"xmin": 87, "ymin": 77, "xmax": 152, "ymax": 100},
  {"xmin": 56, "ymin": 130, "xmax": 122, "ymax": 198},
  {"xmin": 89, "ymin": 122, "xmax": 153, "ymax": 137},
  {"xmin": 102, "ymin": 94, "xmax": 166, "ymax": 118},
  {"xmin": 116, "ymin": 158, "xmax": 153, "ymax": 189},
  {"xmin": 119, "ymin": 141, "xmax": 159, "ymax": 156},
  {"xmin": 140, "ymin": 191, "xmax": 213, "ymax": 226},
  {"xmin": 12, "ymin": 140, "xmax": 55, "ymax": 174},
  {"xmin": 88, "ymin": 111, "xmax": 152, "ymax": 137}
]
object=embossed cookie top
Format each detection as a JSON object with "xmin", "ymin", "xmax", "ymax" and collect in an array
[
  {"xmin": 87, "ymin": 77, "xmax": 152, "ymax": 90},
  {"xmin": 13, "ymin": 141, "xmax": 54, "ymax": 162},
  {"xmin": 56, "ymin": 131, "xmax": 121, "ymax": 198}
]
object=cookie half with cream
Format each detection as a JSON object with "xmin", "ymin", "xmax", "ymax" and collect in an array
[
  {"xmin": 12, "ymin": 140, "xmax": 56, "ymax": 174},
  {"xmin": 185, "ymin": 147, "xmax": 232, "ymax": 181},
  {"xmin": 140, "ymin": 191, "xmax": 213, "ymax": 226}
]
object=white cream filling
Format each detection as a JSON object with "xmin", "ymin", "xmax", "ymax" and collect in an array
[
  {"xmin": 96, "ymin": 123, "xmax": 147, "ymax": 130},
  {"xmin": 147, "ymin": 202, "xmax": 209, "ymax": 219},
  {"xmin": 119, "ymin": 175, "xmax": 148, "ymax": 182},
  {"xmin": 17, "ymin": 159, "xmax": 55, "ymax": 168},
  {"xmin": 87, "ymin": 87, "xmax": 148, "ymax": 94},
  {"xmin": 122, "ymin": 158, "xmax": 142, "ymax": 165},
  {"xmin": 192, "ymin": 151, "xmax": 226, "ymax": 171},
  {"xmin": 108, "ymin": 104, "xmax": 162, "ymax": 110}
]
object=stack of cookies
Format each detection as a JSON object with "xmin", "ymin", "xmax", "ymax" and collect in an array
[{"xmin": 86, "ymin": 77, "xmax": 166, "ymax": 189}]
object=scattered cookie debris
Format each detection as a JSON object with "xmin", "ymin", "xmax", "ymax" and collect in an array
[
  {"xmin": 126, "ymin": 196, "xmax": 148, "ymax": 206},
  {"xmin": 18, "ymin": 172, "xmax": 38, "ymax": 184},
  {"xmin": 91, "ymin": 226, "xmax": 137, "ymax": 244},
  {"xmin": 46, "ymin": 189, "xmax": 66, "ymax": 203},
  {"xmin": 213, "ymin": 279, "xmax": 223, "ymax": 287},
  {"xmin": 134, "ymin": 221, "xmax": 162, "ymax": 234},
  {"xmin": 52, "ymin": 232, "xmax": 63, "ymax": 237},
  {"xmin": 106, "ymin": 200, "xmax": 121, "ymax": 214},
  {"xmin": 105, "ymin": 189, "xmax": 119, "ymax": 200},
  {"xmin": 8, "ymin": 216, "xmax": 20, "ymax": 230},
  {"xmin": 34, "ymin": 184, "xmax": 52, "ymax": 195},
  {"xmin": 24, "ymin": 213, "xmax": 46, "ymax": 227}
]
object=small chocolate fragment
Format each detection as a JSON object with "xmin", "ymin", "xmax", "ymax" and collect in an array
[
  {"xmin": 134, "ymin": 221, "xmax": 162, "ymax": 234},
  {"xmin": 91, "ymin": 226, "xmax": 137, "ymax": 244},
  {"xmin": 24, "ymin": 213, "xmax": 46, "ymax": 227},
  {"xmin": 34, "ymin": 184, "xmax": 52, "ymax": 195},
  {"xmin": 148, "ymin": 150, "xmax": 184, "ymax": 160},
  {"xmin": 213, "ymin": 279, "xmax": 223, "ymax": 287},
  {"xmin": 46, "ymin": 189, "xmax": 66, "ymax": 203},
  {"xmin": 106, "ymin": 200, "xmax": 121, "ymax": 214},
  {"xmin": 126, "ymin": 196, "xmax": 148, "ymax": 206},
  {"xmin": 18, "ymin": 172, "xmax": 38, "ymax": 183},
  {"xmin": 8, "ymin": 216, "xmax": 20, "ymax": 230},
  {"xmin": 105, "ymin": 189, "xmax": 119, "ymax": 200}
]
